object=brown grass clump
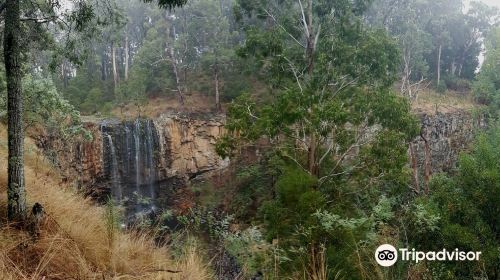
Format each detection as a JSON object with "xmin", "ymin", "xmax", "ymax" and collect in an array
[
  {"xmin": 0, "ymin": 125, "xmax": 212, "ymax": 280},
  {"xmin": 410, "ymin": 88, "xmax": 480, "ymax": 114}
]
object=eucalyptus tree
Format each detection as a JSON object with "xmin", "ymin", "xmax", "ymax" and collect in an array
[
  {"xmin": 217, "ymin": 0, "xmax": 419, "ymax": 274},
  {"xmin": 368, "ymin": 0, "xmax": 497, "ymax": 92},
  {"xmin": 444, "ymin": 2, "xmax": 498, "ymax": 80},
  {"xmin": 367, "ymin": 0, "xmax": 432, "ymax": 98},
  {"xmin": 178, "ymin": 0, "xmax": 238, "ymax": 110},
  {"xmin": 473, "ymin": 27, "xmax": 500, "ymax": 111},
  {"xmin": 220, "ymin": 0, "xmax": 418, "ymax": 176}
]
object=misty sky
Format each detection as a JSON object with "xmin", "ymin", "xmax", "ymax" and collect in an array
[
  {"xmin": 465, "ymin": 0, "xmax": 500, "ymax": 9},
  {"xmin": 478, "ymin": 0, "xmax": 500, "ymax": 8}
]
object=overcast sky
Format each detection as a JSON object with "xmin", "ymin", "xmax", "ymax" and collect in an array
[
  {"xmin": 464, "ymin": 0, "xmax": 500, "ymax": 10},
  {"xmin": 476, "ymin": 0, "xmax": 500, "ymax": 8}
]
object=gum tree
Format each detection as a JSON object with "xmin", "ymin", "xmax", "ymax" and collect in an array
[{"xmin": 217, "ymin": 0, "xmax": 419, "ymax": 275}]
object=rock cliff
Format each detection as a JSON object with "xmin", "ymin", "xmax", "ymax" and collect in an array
[
  {"xmin": 411, "ymin": 110, "xmax": 486, "ymax": 173},
  {"xmin": 42, "ymin": 109, "xmax": 485, "ymax": 211},
  {"xmin": 47, "ymin": 113, "xmax": 226, "ymax": 214},
  {"xmin": 155, "ymin": 114, "xmax": 229, "ymax": 180}
]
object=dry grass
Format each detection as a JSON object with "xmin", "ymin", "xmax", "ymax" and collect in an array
[
  {"xmin": 0, "ymin": 125, "xmax": 212, "ymax": 280},
  {"xmin": 110, "ymin": 92, "xmax": 219, "ymax": 120},
  {"xmin": 411, "ymin": 88, "xmax": 480, "ymax": 114}
]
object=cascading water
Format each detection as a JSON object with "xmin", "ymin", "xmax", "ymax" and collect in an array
[
  {"xmin": 105, "ymin": 133, "xmax": 122, "ymax": 200},
  {"xmin": 101, "ymin": 119, "xmax": 160, "ymax": 220},
  {"xmin": 133, "ymin": 119, "xmax": 142, "ymax": 213},
  {"xmin": 145, "ymin": 120, "xmax": 156, "ymax": 207}
]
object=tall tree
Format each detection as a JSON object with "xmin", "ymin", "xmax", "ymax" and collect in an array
[
  {"xmin": 4, "ymin": 0, "xmax": 26, "ymax": 223},
  {"xmin": 216, "ymin": 0, "xmax": 420, "ymax": 275}
]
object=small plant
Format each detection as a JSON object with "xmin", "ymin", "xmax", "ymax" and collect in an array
[
  {"xmin": 436, "ymin": 81, "xmax": 447, "ymax": 94},
  {"xmin": 104, "ymin": 198, "xmax": 122, "ymax": 249}
]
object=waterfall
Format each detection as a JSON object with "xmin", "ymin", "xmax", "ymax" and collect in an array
[
  {"xmin": 101, "ymin": 118, "xmax": 160, "ymax": 219},
  {"xmin": 145, "ymin": 120, "xmax": 156, "ymax": 206},
  {"xmin": 105, "ymin": 133, "xmax": 122, "ymax": 200},
  {"xmin": 133, "ymin": 119, "xmax": 141, "ymax": 189},
  {"xmin": 124, "ymin": 125, "xmax": 131, "ymax": 176}
]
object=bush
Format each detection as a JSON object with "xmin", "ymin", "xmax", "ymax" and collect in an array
[
  {"xmin": 436, "ymin": 81, "xmax": 447, "ymax": 93},
  {"xmin": 444, "ymin": 75, "xmax": 471, "ymax": 92},
  {"xmin": 424, "ymin": 127, "xmax": 500, "ymax": 279}
]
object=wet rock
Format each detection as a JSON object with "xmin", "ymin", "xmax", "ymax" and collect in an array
[{"xmin": 48, "ymin": 113, "xmax": 227, "ymax": 215}]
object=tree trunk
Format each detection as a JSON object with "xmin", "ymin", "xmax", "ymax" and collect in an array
[
  {"xmin": 124, "ymin": 34, "xmax": 129, "ymax": 81},
  {"xmin": 305, "ymin": 0, "xmax": 318, "ymax": 176},
  {"xmin": 437, "ymin": 44, "xmax": 442, "ymax": 85},
  {"xmin": 409, "ymin": 143, "xmax": 420, "ymax": 193},
  {"xmin": 305, "ymin": 0, "xmax": 314, "ymax": 75},
  {"xmin": 112, "ymin": 42, "xmax": 119, "ymax": 92},
  {"xmin": 166, "ymin": 24, "xmax": 185, "ymax": 106},
  {"xmin": 169, "ymin": 46, "xmax": 185, "ymax": 106},
  {"xmin": 101, "ymin": 50, "xmax": 107, "ymax": 81},
  {"xmin": 4, "ymin": 0, "xmax": 27, "ymax": 223},
  {"xmin": 421, "ymin": 135, "xmax": 431, "ymax": 195},
  {"xmin": 401, "ymin": 48, "xmax": 411, "ymax": 97},
  {"xmin": 61, "ymin": 61, "xmax": 68, "ymax": 89},
  {"xmin": 214, "ymin": 61, "xmax": 220, "ymax": 112},
  {"xmin": 182, "ymin": 8, "xmax": 189, "ymax": 93}
]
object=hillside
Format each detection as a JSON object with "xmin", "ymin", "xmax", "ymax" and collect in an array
[
  {"xmin": 410, "ymin": 88, "xmax": 481, "ymax": 114},
  {"xmin": 0, "ymin": 125, "xmax": 211, "ymax": 280}
]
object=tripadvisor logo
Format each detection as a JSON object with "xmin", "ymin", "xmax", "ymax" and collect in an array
[
  {"xmin": 375, "ymin": 244, "xmax": 398, "ymax": 267},
  {"xmin": 375, "ymin": 244, "xmax": 482, "ymax": 267}
]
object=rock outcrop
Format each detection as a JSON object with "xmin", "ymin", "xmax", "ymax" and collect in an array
[
  {"xmin": 411, "ymin": 110, "xmax": 486, "ymax": 173},
  {"xmin": 73, "ymin": 114, "xmax": 226, "ymax": 182},
  {"xmin": 407, "ymin": 109, "xmax": 487, "ymax": 193},
  {"xmin": 155, "ymin": 114, "xmax": 229, "ymax": 180}
]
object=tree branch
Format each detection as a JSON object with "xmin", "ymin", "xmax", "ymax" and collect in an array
[{"xmin": 264, "ymin": 9, "xmax": 306, "ymax": 49}]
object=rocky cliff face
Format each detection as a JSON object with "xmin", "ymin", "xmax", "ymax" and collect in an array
[
  {"xmin": 44, "ymin": 109, "xmax": 484, "ymax": 213},
  {"xmin": 411, "ymin": 110, "xmax": 486, "ymax": 173},
  {"xmin": 54, "ymin": 113, "xmax": 227, "ymax": 215},
  {"xmin": 155, "ymin": 114, "xmax": 229, "ymax": 180}
]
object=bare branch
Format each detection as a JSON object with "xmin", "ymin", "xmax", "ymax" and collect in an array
[
  {"xmin": 313, "ymin": 24, "xmax": 321, "ymax": 51},
  {"xmin": 264, "ymin": 9, "xmax": 306, "ymax": 49},
  {"xmin": 279, "ymin": 147, "xmax": 310, "ymax": 175},
  {"xmin": 280, "ymin": 55, "xmax": 303, "ymax": 92},
  {"xmin": 246, "ymin": 104, "xmax": 260, "ymax": 120},
  {"xmin": 20, "ymin": 15, "xmax": 58, "ymax": 23},
  {"xmin": 298, "ymin": 0, "xmax": 309, "ymax": 38}
]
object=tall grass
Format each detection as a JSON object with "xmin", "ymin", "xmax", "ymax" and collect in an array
[{"xmin": 0, "ymin": 125, "xmax": 212, "ymax": 279}]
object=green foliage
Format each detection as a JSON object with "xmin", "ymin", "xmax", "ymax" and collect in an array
[
  {"xmin": 473, "ymin": 28, "xmax": 500, "ymax": 115},
  {"xmin": 260, "ymin": 166, "xmax": 323, "ymax": 240},
  {"xmin": 0, "ymin": 73, "xmax": 87, "ymax": 140},
  {"xmin": 436, "ymin": 81, "xmax": 447, "ymax": 93},
  {"xmin": 419, "ymin": 127, "xmax": 500, "ymax": 279},
  {"xmin": 104, "ymin": 198, "xmax": 123, "ymax": 247},
  {"xmin": 444, "ymin": 75, "xmax": 471, "ymax": 92},
  {"xmin": 226, "ymin": 162, "xmax": 276, "ymax": 220},
  {"xmin": 367, "ymin": 0, "xmax": 498, "ymax": 89},
  {"xmin": 216, "ymin": 1, "xmax": 423, "ymax": 277}
]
